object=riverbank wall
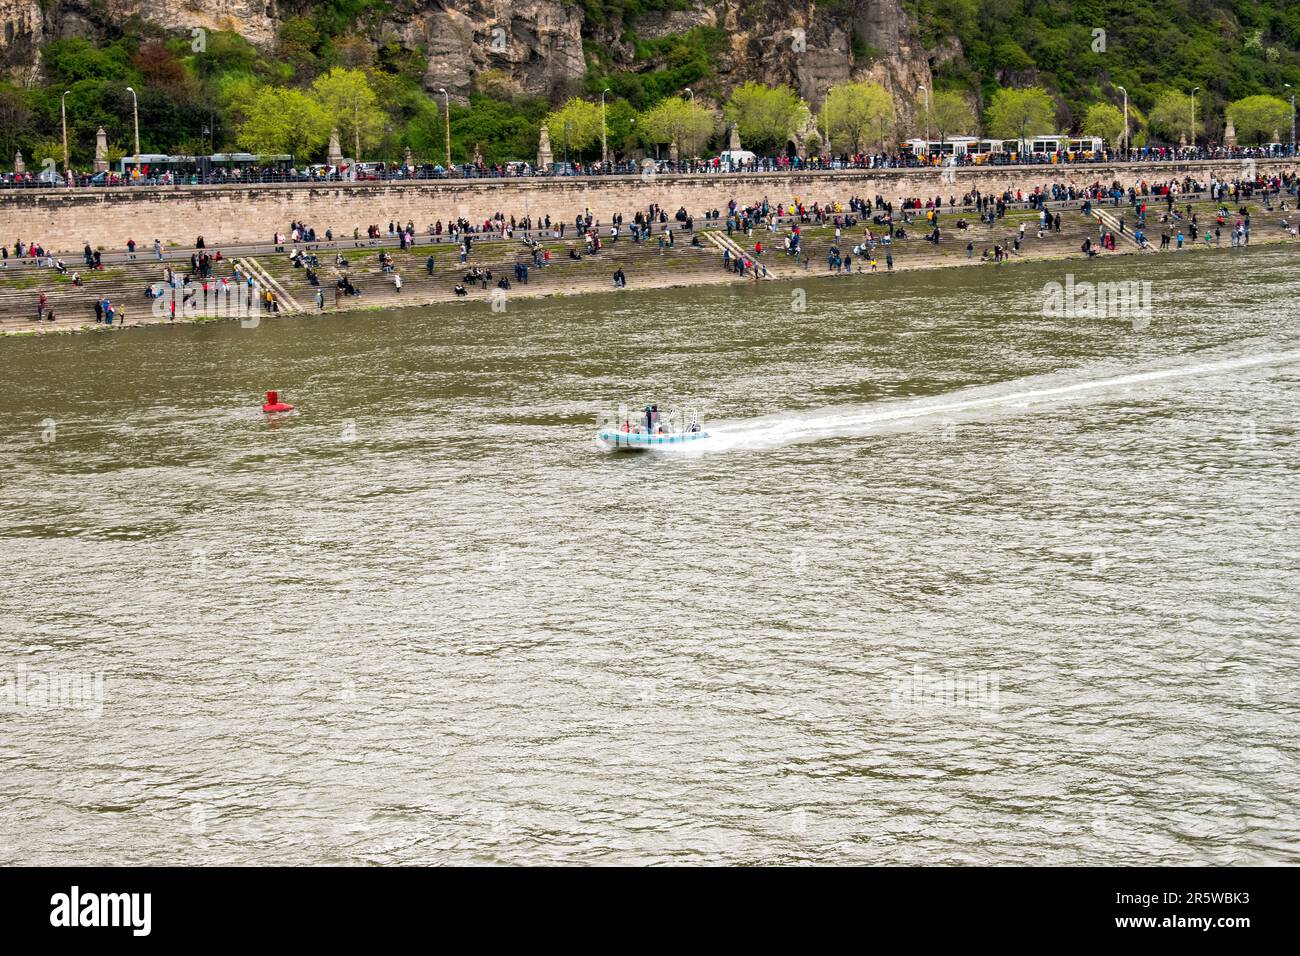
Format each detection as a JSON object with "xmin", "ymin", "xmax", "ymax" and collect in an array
[
  {"xmin": 1, "ymin": 160, "xmax": 1296, "ymax": 253},
  {"xmin": 5, "ymin": 194, "xmax": 1294, "ymax": 336}
]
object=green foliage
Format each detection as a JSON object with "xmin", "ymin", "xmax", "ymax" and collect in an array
[
  {"xmin": 984, "ymin": 86, "xmax": 1057, "ymax": 142},
  {"xmin": 409, "ymin": 93, "xmax": 550, "ymax": 165},
  {"xmin": 586, "ymin": 27, "xmax": 724, "ymax": 108},
  {"xmin": 311, "ymin": 67, "xmax": 385, "ymax": 156},
  {"xmin": 920, "ymin": 89, "xmax": 977, "ymax": 139},
  {"xmin": 543, "ymin": 98, "xmax": 603, "ymax": 158},
  {"xmin": 278, "ymin": 0, "xmax": 392, "ymax": 38},
  {"xmin": 1082, "ymin": 102, "xmax": 1125, "ymax": 142},
  {"xmin": 237, "ymin": 87, "xmax": 330, "ymax": 156},
  {"xmin": 724, "ymin": 82, "xmax": 810, "ymax": 153},
  {"xmin": 9, "ymin": 0, "xmax": 1300, "ymax": 169},
  {"xmin": 1147, "ymin": 89, "xmax": 1197, "ymax": 141},
  {"xmin": 911, "ymin": 0, "xmax": 1300, "ymax": 142},
  {"xmin": 42, "ymin": 37, "xmax": 135, "ymax": 85},
  {"xmin": 825, "ymin": 82, "xmax": 895, "ymax": 151},
  {"xmin": 639, "ymin": 96, "xmax": 714, "ymax": 154},
  {"xmin": 1228, "ymin": 94, "xmax": 1292, "ymax": 142}
]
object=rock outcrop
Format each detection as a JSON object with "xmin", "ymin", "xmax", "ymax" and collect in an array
[{"xmin": 1, "ymin": 0, "xmax": 933, "ymax": 116}]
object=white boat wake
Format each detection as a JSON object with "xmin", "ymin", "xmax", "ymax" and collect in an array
[{"xmin": 701, "ymin": 349, "xmax": 1300, "ymax": 454}]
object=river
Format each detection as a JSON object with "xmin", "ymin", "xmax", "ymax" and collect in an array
[{"xmin": 1, "ymin": 246, "xmax": 1297, "ymax": 864}]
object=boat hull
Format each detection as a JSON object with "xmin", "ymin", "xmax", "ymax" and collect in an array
[{"xmin": 598, "ymin": 429, "xmax": 710, "ymax": 451}]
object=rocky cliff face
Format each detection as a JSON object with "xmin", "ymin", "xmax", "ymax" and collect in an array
[
  {"xmin": 0, "ymin": 0, "xmax": 934, "ymax": 113},
  {"xmin": 389, "ymin": 0, "xmax": 587, "ymax": 100}
]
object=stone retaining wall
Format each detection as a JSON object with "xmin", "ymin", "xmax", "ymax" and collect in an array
[{"xmin": 2, "ymin": 160, "xmax": 1294, "ymax": 253}]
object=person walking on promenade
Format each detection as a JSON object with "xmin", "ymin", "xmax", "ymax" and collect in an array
[
  {"xmin": 154, "ymin": 239, "xmax": 162, "ymax": 260},
  {"xmin": 316, "ymin": 287, "xmax": 324, "ymax": 312}
]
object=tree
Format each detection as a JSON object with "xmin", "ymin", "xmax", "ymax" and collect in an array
[
  {"xmin": 920, "ymin": 89, "xmax": 977, "ymax": 143},
  {"xmin": 310, "ymin": 67, "xmax": 384, "ymax": 160},
  {"xmin": 277, "ymin": 17, "xmax": 321, "ymax": 80},
  {"xmin": 984, "ymin": 87, "xmax": 1057, "ymax": 150},
  {"xmin": 1228, "ymin": 94, "xmax": 1292, "ymax": 143},
  {"xmin": 1148, "ymin": 90, "xmax": 1197, "ymax": 143},
  {"xmin": 237, "ymin": 86, "xmax": 330, "ymax": 158},
  {"xmin": 1082, "ymin": 102, "xmax": 1125, "ymax": 145},
  {"xmin": 30, "ymin": 138, "xmax": 65, "ymax": 167},
  {"xmin": 41, "ymin": 37, "xmax": 133, "ymax": 85},
  {"xmin": 542, "ymin": 98, "xmax": 602, "ymax": 161},
  {"xmin": 825, "ymin": 82, "xmax": 894, "ymax": 153},
  {"xmin": 604, "ymin": 98, "xmax": 640, "ymax": 159},
  {"xmin": 724, "ymin": 82, "xmax": 809, "ymax": 153},
  {"xmin": 0, "ymin": 86, "xmax": 32, "ymax": 165},
  {"xmin": 132, "ymin": 40, "xmax": 194, "ymax": 99},
  {"xmin": 639, "ymin": 96, "xmax": 714, "ymax": 157}
]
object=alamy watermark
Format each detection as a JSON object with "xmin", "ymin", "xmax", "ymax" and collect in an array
[
  {"xmin": 150, "ymin": 281, "xmax": 264, "ymax": 326},
  {"xmin": 889, "ymin": 666, "xmax": 1000, "ymax": 713},
  {"xmin": 1, "ymin": 664, "xmax": 105, "ymax": 718},
  {"xmin": 1041, "ymin": 274, "xmax": 1153, "ymax": 329}
]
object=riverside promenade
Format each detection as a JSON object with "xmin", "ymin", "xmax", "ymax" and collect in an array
[
  {"xmin": 1, "ymin": 162, "xmax": 1296, "ymax": 334},
  {"xmin": 1, "ymin": 158, "xmax": 1296, "ymax": 252}
]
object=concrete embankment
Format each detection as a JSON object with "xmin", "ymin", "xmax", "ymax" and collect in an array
[
  {"xmin": 1, "ymin": 196, "xmax": 1293, "ymax": 335},
  {"xmin": 1, "ymin": 158, "xmax": 1296, "ymax": 252}
]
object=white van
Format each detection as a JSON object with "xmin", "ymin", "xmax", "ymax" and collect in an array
[{"xmin": 717, "ymin": 149, "xmax": 758, "ymax": 166}]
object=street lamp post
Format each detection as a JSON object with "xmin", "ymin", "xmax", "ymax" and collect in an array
[
  {"xmin": 61, "ymin": 90, "xmax": 71, "ymax": 177},
  {"xmin": 1286, "ymin": 84, "xmax": 1296, "ymax": 155},
  {"xmin": 438, "ymin": 88, "xmax": 451, "ymax": 170},
  {"xmin": 125, "ymin": 85, "xmax": 140, "ymax": 176},
  {"xmin": 1117, "ymin": 86, "xmax": 1128, "ymax": 159},
  {"xmin": 918, "ymin": 83, "xmax": 930, "ymax": 152},
  {"xmin": 686, "ymin": 87, "xmax": 696, "ymax": 162},
  {"xmin": 563, "ymin": 120, "xmax": 571, "ymax": 166},
  {"xmin": 1190, "ymin": 87, "xmax": 1200, "ymax": 151},
  {"xmin": 601, "ymin": 88, "xmax": 611, "ymax": 166},
  {"xmin": 352, "ymin": 92, "xmax": 361, "ymax": 163}
]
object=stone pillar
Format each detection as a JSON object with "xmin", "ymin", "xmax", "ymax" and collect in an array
[
  {"xmin": 728, "ymin": 123, "xmax": 741, "ymax": 152},
  {"xmin": 327, "ymin": 128, "xmax": 344, "ymax": 167},
  {"xmin": 94, "ymin": 127, "xmax": 109, "ymax": 173},
  {"xmin": 13, "ymin": 151, "xmax": 24, "ymax": 175},
  {"xmin": 536, "ymin": 126, "xmax": 553, "ymax": 169},
  {"xmin": 1224, "ymin": 116, "xmax": 1237, "ymax": 148},
  {"xmin": 403, "ymin": 146, "xmax": 413, "ymax": 169}
]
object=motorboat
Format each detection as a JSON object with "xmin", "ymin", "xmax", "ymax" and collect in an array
[{"xmin": 597, "ymin": 404, "xmax": 709, "ymax": 452}]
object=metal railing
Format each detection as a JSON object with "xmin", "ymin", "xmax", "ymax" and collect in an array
[{"xmin": 1, "ymin": 147, "xmax": 1296, "ymax": 191}]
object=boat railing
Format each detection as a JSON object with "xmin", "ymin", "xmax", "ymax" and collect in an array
[{"xmin": 600, "ymin": 405, "xmax": 701, "ymax": 436}]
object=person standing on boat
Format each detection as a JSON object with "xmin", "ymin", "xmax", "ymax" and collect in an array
[{"xmin": 644, "ymin": 405, "xmax": 653, "ymax": 432}]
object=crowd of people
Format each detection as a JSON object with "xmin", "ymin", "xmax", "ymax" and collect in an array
[
  {"xmin": 5, "ymin": 166, "xmax": 1298, "ymax": 325},
  {"xmin": 5, "ymin": 143, "xmax": 1296, "ymax": 191}
]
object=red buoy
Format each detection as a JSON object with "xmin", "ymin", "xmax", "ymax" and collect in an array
[{"xmin": 262, "ymin": 390, "xmax": 295, "ymax": 413}]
